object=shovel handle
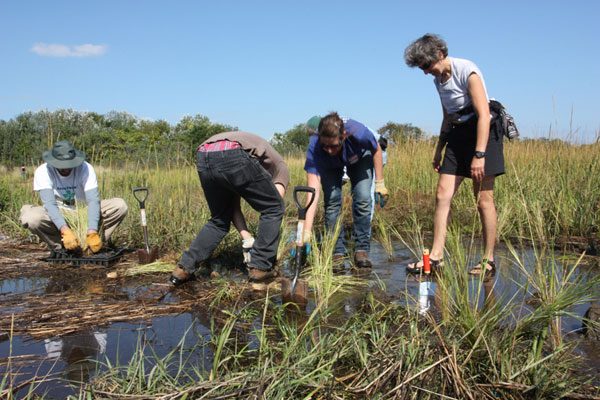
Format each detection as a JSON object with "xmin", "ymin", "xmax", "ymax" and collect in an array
[
  {"xmin": 290, "ymin": 186, "xmax": 315, "ymax": 295},
  {"xmin": 132, "ymin": 187, "xmax": 149, "ymax": 208},
  {"xmin": 293, "ymin": 186, "xmax": 316, "ymax": 220}
]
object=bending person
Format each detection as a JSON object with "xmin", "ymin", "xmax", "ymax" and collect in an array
[
  {"xmin": 302, "ymin": 112, "xmax": 388, "ymax": 271},
  {"xmin": 170, "ymin": 131, "xmax": 289, "ymax": 285}
]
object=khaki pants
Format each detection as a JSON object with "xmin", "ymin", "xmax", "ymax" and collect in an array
[{"xmin": 20, "ymin": 198, "xmax": 128, "ymax": 251}]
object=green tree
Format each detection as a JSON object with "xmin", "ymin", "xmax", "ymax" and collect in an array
[
  {"xmin": 271, "ymin": 123, "xmax": 311, "ymax": 155},
  {"xmin": 378, "ymin": 122, "xmax": 425, "ymax": 142},
  {"xmin": 172, "ymin": 114, "xmax": 235, "ymax": 155}
]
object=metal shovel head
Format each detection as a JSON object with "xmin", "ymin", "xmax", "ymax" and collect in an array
[
  {"xmin": 137, "ymin": 247, "xmax": 159, "ymax": 264},
  {"xmin": 281, "ymin": 277, "xmax": 308, "ymax": 306}
]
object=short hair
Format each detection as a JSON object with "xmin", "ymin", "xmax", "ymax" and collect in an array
[
  {"xmin": 318, "ymin": 112, "xmax": 344, "ymax": 139},
  {"xmin": 404, "ymin": 33, "xmax": 448, "ymax": 68}
]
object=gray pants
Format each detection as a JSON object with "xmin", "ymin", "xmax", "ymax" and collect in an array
[{"xmin": 20, "ymin": 198, "xmax": 128, "ymax": 251}]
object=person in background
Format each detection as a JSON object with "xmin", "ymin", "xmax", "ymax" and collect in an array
[
  {"xmin": 170, "ymin": 131, "xmax": 289, "ymax": 285},
  {"xmin": 306, "ymin": 115, "xmax": 321, "ymax": 136},
  {"xmin": 378, "ymin": 136, "xmax": 389, "ymax": 167},
  {"xmin": 302, "ymin": 112, "xmax": 388, "ymax": 270},
  {"xmin": 20, "ymin": 141, "xmax": 128, "ymax": 255},
  {"xmin": 404, "ymin": 33, "xmax": 504, "ymax": 276}
]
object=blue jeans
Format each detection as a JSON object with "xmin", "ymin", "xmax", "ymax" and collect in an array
[
  {"xmin": 321, "ymin": 152, "xmax": 374, "ymax": 255},
  {"xmin": 179, "ymin": 149, "xmax": 284, "ymax": 273}
]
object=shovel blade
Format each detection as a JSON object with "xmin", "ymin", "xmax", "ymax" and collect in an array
[
  {"xmin": 137, "ymin": 247, "xmax": 159, "ymax": 264},
  {"xmin": 281, "ymin": 277, "xmax": 308, "ymax": 306}
]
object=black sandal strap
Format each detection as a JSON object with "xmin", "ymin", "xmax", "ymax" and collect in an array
[
  {"xmin": 469, "ymin": 259, "xmax": 496, "ymax": 276},
  {"xmin": 406, "ymin": 258, "xmax": 443, "ymax": 274}
]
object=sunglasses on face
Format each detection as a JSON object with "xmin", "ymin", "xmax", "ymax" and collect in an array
[
  {"xmin": 320, "ymin": 142, "xmax": 342, "ymax": 151},
  {"xmin": 419, "ymin": 61, "xmax": 432, "ymax": 71}
]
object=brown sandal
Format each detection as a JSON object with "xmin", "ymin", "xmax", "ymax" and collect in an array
[{"xmin": 468, "ymin": 259, "xmax": 496, "ymax": 277}]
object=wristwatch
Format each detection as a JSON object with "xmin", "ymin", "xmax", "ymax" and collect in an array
[{"xmin": 474, "ymin": 151, "xmax": 486, "ymax": 159}]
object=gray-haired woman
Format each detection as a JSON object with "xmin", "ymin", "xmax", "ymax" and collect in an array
[{"xmin": 404, "ymin": 33, "xmax": 504, "ymax": 276}]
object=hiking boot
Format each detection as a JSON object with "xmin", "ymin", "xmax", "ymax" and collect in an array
[
  {"xmin": 354, "ymin": 250, "xmax": 372, "ymax": 269},
  {"xmin": 169, "ymin": 266, "xmax": 192, "ymax": 287},
  {"xmin": 332, "ymin": 253, "xmax": 346, "ymax": 273},
  {"xmin": 248, "ymin": 267, "xmax": 278, "ymax": 283}
]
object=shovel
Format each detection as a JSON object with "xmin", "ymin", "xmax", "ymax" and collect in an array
[
  {"xmin": 282, "ymin": 186, "xmax": 316, "ymax": 305},
  {"xmin": 133, "ymin": 187, "xmax": 159, "ymax": 264}
]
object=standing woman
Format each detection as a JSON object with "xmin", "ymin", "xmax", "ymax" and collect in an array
[{"xmin": 404, "ymin": 33, "xmax": 504, "ymax": 275}]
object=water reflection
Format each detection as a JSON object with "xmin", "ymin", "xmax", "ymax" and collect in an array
[
  {"xmin": 0, "ymin": 277, "xmax": 49, "ymax": 295},
  {"xmin": 44, "ymin": 330, "xmax": 107, "ymax": 383},
  {"xmin": 418, "ymin": 279, "xmax": 436, "ymax": 315}
]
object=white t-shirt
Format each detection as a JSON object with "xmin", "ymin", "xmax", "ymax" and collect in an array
[
  {"xmin": 434, "ymin": 57, "xmax": 488, "ymax": 120},
  {"xmin": 33, "ymin": 162, "xmax": 98, "ymax": 203}
]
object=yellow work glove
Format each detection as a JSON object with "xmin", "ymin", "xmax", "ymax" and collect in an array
[
  {"xmin": 302, "ymin": 230, "xmax": 312, "ymax": 244},
  {"xmin": 61, "ymin": 228, "xmax": 80, "ymax": 251},
  {"xmin": 374, "ymin": 179, "xmax": 389, "ymax": 208},
  {"xmin": 86, "ymin": 232, "xmax": 103, "ymax": 253},
  {"xmin": 291, "ymin": 230, "xmax": 312, "ymax": 258}
]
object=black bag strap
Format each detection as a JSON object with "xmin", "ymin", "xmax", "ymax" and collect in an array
[{"xmin": 456, "ymin": 103, "xmax": 475, "ymax": 116}]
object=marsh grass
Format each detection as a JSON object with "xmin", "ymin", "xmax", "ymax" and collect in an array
[
  {"xmin": 123, "ymin": 260, "xmax": 175, "ymax": 276},
  {"xmin": 305, "ymin": 218, "xmax": 369, "ymax": 311},
  {"xmin": 77, "ymin": 186, "xmax": 599, "ymax": 398},
  {"xmin": 0, "ymin": 317, "xmax": 59, "ymax": 400},
  {"xmin": 373, "ymin": 212, "xmax": 394, "ymax": 259},
  {"xmin": 89, "ymin": 325, "xmax": 207, "ymax": 397},
  {"xmin": 78, "ymin": 264, "xmax": 597, "ymax": 399},
  {"xmin": 61, "ymin": 202, "xmax": 91, "ymax": 251},
  {"xmin": 1, "ymin": 139, "xmax": 598, "ymax": 252},
  {"xmin": 1, "ymin": 139, "xmax": 599, "ymax": 398}
]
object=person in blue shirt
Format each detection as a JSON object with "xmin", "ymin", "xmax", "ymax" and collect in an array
[{"xmin": 301, "ymin": 112, "xmax": 388, "ymax": 270}]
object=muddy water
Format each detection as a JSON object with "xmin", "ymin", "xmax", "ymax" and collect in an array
[{"xmin": 1, "ymin": 241, "xmax": 598, "ymax": 398}]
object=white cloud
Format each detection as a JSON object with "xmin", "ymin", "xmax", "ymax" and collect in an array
[{"xmin": 31, "ymin": 42, "xmax": 108, "ymax": 57}]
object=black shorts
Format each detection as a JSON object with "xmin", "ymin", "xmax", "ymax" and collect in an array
[{"xmin": 438, "ymin": 117, "xmax": 505, "ymax": 178}]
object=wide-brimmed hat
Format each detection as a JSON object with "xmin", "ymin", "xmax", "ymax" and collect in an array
[{"xmin": 42, "ymin": 141, "xmax": 86, "ymax": 169}]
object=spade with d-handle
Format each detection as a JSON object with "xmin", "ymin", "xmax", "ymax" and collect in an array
[
  {"xmin": 133, "ymin": 187, "xmax": 159, "ymax": 264},
  {"xmin": 282, "ymin": 186, "xmax": 316, "ymax": 305}
]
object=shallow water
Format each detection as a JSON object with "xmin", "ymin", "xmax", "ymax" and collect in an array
[
  {"xmin": 1, "ymin": 240, "xmax": 598, "ymax": 397},
  {"xmin": 0, "ymin": 313, "xmax": 213, "ymax": 398}
]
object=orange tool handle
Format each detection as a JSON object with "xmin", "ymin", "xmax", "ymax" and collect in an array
[{"xmin": 423, "ymin": 249, "xmax": 431, "ymax": 274}]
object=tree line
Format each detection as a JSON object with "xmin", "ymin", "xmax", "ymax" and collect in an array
[{"xmin": 0, "ymin": 109, "xmax": 426, "ymax": 166}]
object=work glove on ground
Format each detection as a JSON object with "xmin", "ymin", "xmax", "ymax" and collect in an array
[
  {"xmin": 374, "ymin": 179, "xmax": 389, "ymax": 208},
  {"xmin": 242, "ymin": 237, "xmax": 255, "ymax": 264},
  {"xmin": 61, "ymin": 228, "xmax": 80, "ymax": 251},
  {"xmin": 86, "ymin": 232, "xmax": 102, "ymax": 253}
]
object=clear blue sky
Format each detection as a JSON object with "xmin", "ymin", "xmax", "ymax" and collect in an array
[{"xmin": 1, "ymin": 1, "xmax": 598, "ymax": 142}]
